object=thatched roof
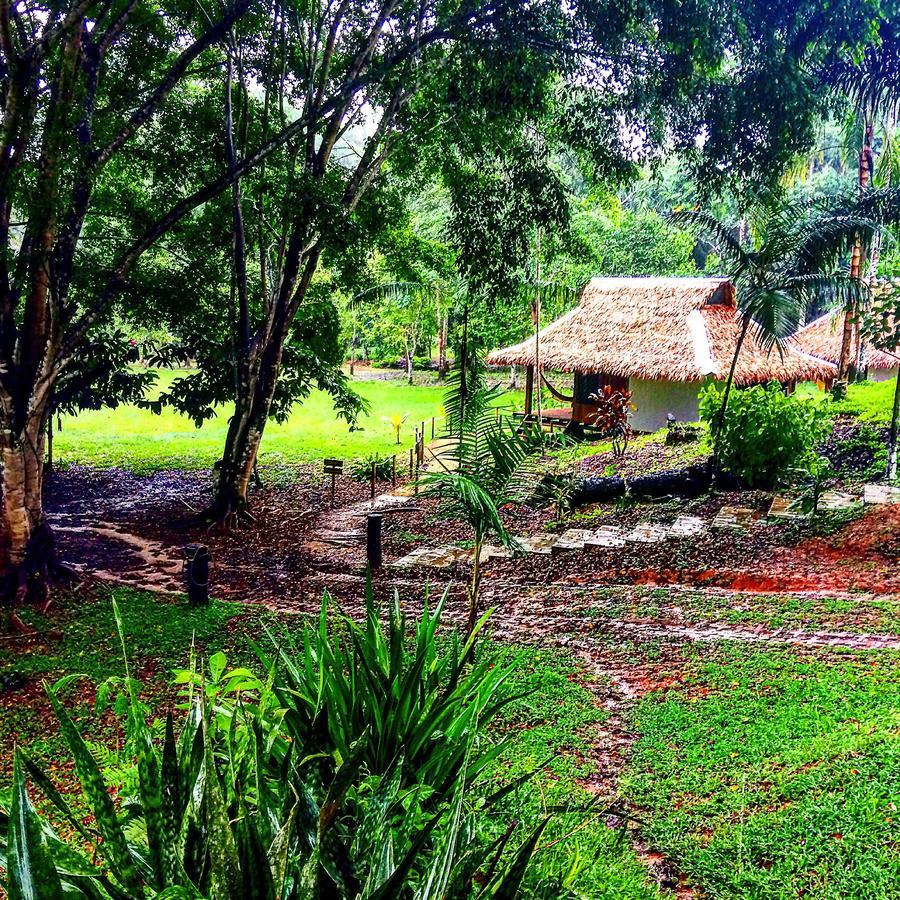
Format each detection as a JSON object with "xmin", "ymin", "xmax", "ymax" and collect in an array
[
  {"xmin": 793, "ymin": 308, "xmax": 899, "ymax": 371},
  {"xmin": 486, "ymin": 277, "xmax": 836, "ymax": 385}
]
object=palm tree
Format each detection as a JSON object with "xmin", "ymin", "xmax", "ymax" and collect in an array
[
  {"xmin": 670, "ymin": 190, "xmax": 898, "ymax": 465},
  {"xmin": 422, "ymin": 368, "xmax": 550, "ymax": 635},
  {"xmin": 821, "ymin": 25, "xmax": 900, "ymax": 385}
]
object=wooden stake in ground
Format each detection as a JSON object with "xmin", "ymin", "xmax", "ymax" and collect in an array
[{"xmin": 324, "ymin": 458, "xmax": 342, "ymax": 507}]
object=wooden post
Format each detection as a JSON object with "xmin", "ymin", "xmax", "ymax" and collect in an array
[
  {"xmin": 524, "ymin": 365, "xmax": 534, "ymax": 417},
  {"xmin": 392, "ymin": 454, "xmax": 397, "ymax": 487},
  {"xmin": 324, "ymin": 458, "xmax": 343, "ymax": 507},
  {"xmin": 370, "ymin": 460, "xmax": 376, "ymax": 500},
  {"xmin": 367, "ymin": 514, "xmax": 383, "ymax": 570},
  {"xmin": 409, "ymin": 446, "xmax": 414, "ymax": 476},
  {"xmin": 185, "ymin": 545, "xmax": 210, "ymax": 606},
  {"xmin": 431, "ymin": 417, "xmax": 435, "ymax": 439}
]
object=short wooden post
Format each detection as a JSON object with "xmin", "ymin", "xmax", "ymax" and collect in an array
[
  {"xmin": 391, "ymin": 455, "xmax": 397, "ymax": 487},
  {"xmin": 370, "ymin": 460, "xmax": 376, "ymax": 500},
  {"xmin": 367, "ymin": 514, "xmax": 382, "ymax": 570},
  {"xmin": 431, "ymin": 417, "xmax": 435, "ymax": 439},
  {"xmin": 409, "ymin": 446, "xmax": 414, "ymax": 476},
  {"xmin": 185, "ymin": 544, "xmax": 210, "ymax": 606}
]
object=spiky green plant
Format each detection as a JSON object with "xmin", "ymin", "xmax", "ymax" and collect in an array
[
  {"xmin": 0, "ymin": 595, "xmax": 560, "ymax": 899},
  {"xmin": 423, "ymin": 374, "xmax": 566, "ymax": 635}
]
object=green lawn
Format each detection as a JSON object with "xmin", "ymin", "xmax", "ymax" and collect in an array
[
  {"xmin": 55, "ymin": 371, "xmax": 453, "ymax": 472},
  {"xmin": 797, "ymin": 376, "xmax": 899, "ymax": 425},
  {"xmin": 623, "ymin": 643, "xmax": 900, "ymax": 899},
  {"xmin": 832, "ymin": 377, "xmax": 899, "ymax": 425}
]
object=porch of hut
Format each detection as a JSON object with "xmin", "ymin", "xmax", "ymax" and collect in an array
[{"xmin": 518, "ymin": 368, "xmax": 627, "ymax": 434}]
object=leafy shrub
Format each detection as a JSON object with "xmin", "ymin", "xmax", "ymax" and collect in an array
[
  {"xmin": 350, "ymin": 452, "xmax": 394, "ymax": 481},
  {"xmin": 0, "ymin": 591, "xmax": 560, "ymax": 898},
  {"xmin": 699, "ymin": 381, "xmax": 831, "ymax": 487}
]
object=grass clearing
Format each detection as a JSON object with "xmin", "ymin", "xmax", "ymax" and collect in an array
[
  {"xmin": 797, "ymin": 376, "xmax": 899, "ymax": 425},
  {"xmin": 53, "ymin": 370, "xmax": 458, "ymax": 472},
  {"xmin": 623, "ymin": 643, "xmax": 900, "ymax": 898}
]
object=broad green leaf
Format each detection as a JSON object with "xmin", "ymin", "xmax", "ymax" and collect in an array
[
  {"xmin": 7, "ymin": 752, "xmax": 65, "ymax": 900},
  {"xmin": 45, "ymin": 685, "xmax": 145, "ymax": 897}
]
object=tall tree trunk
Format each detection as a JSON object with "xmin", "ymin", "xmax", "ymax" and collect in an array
[
  {"xmin": 888, "ymin": 371, "xmax": 900, "ymax": 481},
  {"xmin": 212, "ymin": 338, "xmax": 283, "ymax": 524},
  {"xmin": 837, "ymin": 120, "xmax": 874, "ymax": 390},
  {"xmin": 212, "ymin": 237, "xmax": 321, "ymax": 523},
  {"xmin": 1, "ymin": 404, "xmax": 55, "ymax": 621},
  {"xmin": 437, "ymin": 312, "xmax": 448, "ymax": 380},
  {"xmin": 712, "ymin": 316, "xmax": 751, "ymax": 471}
]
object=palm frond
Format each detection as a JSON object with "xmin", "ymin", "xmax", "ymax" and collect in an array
[
  {"xmin": 821, "ymin": 27, "xmax": 900, "ymax": 119},
  {"xmin": 420, "ymin": 470, "xmax": 513, "ymax": 547},
  {"xmin": 741, "ymin": 288, "xmax": 801, "ymax": 353},
  {"xmin": 783, "ymin": 273, "xmax": 871, "ymax": 315}
]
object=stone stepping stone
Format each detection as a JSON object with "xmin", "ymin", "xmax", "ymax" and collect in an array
[
  {"xmin": 668, "ymin": 516, "xmax": 706, "ymax": 537},
  {"xmin": 551, "ymin": 529, "xmax": 595, "ymax": 554},
  {"xmin": 517, "ymin": 534, "xmax": 558, "ymax": 555},
  {"xmin": 712, "ymin": 506, "xmax": 759, "ymax": 530},
  {"xmin": 390, "ymin": 545, "xmax": 474, "ymax": 569},
  {"xmin": 768, "ymin": 495, "xmax": 805, "ymax": 520},
  {"xmin": 584, "ymin": 526, "xmax": 627, "ymax": 549},
  {"xmin": 320, "ymin": 529, "xmax": 363, "ymax": 546},
  {"xmin": 625, "ymin": 523, "xmax": 669, "ymax": 544},
  {"xmin": 390, "ymin": 547, "xmax": 434, "ymax": 569},
  {"xmin": 480, "ymin": 545, "xmax": 512, "ymax": 562},
  {"xmin": 864, "ymin": 484, "xmax": 900, "ymax": 505},
  {"xmin": 370, "ymin": 494, "xmax": 413, "ymax": 510},
  {"xmin": 818, "ymin": 490, "xmax": 859, "ymax": 511}
]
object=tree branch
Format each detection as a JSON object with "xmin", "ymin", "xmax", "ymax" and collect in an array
[{"xmin": 94, "ymin": 0, "xmax": 253, "ymax": 166}]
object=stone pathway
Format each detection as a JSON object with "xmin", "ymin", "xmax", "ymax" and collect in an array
[
  {"xmin": 864, "ymin": 483, "xmax": 900, "ymax": 505},
  {"xmin": 390, "ymin": 485, "xmax": 899, "ymax": 571},
  {"xmin": 312, "ymin": 492, "xmax": 419, "ymax": 548}
]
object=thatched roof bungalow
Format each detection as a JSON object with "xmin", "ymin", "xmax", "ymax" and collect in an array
[
  {"xmin": 793, "ymin": 308, "xmax": 899, "ymax": 383},
  {"xmin": 486, "ymin": 276, "xmax": 836, "ymax": 433}
]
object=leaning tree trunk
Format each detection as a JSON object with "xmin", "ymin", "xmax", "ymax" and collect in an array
[
  {"xmin": 837, "ymin": 120, "xmax": 875, "ymax": 390},
  {"xmin": 712, "ymin": 316, "xmax": 751, "ymax": 470},
  {"xmin": 212, "ymin": 336, "xmax": 284, "ymax": 525}
]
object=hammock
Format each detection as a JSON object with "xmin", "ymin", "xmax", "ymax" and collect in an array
[{"xmin": 539, "ymin": 370, "xmax": 573, "ymax": 403}]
